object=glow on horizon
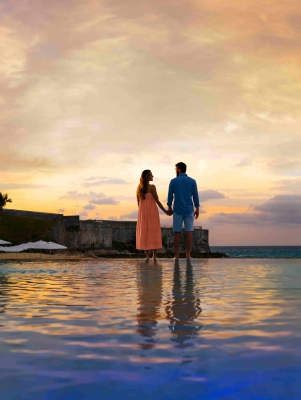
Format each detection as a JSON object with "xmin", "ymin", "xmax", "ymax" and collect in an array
[{"xmin": 1, "ymin": 0, "xmax": 301, "ymax": 245}]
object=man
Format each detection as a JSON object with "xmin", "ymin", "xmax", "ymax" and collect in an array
[{"xmin": 167, "ymin": 162, "xmax": 200, "ymax": 259}]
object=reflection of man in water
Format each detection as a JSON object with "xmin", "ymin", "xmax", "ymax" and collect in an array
[
  {"xmin": 166, "ymin": 260, "xmax": 202, "ymax": 348},
  {"xmin": 136, "ymin": 263, "xmax": 163, "ymax": 350},
  {"xmin": 0, "ymin": 274, "xmax": 9, "ymax": 314}
]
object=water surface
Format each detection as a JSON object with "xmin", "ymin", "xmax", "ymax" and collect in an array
[
  {"xmin": 211, "ymin": 245, "xmax": 301, "ymax": 258},
  {"xmin": 0, "ymin": 258, "xmax": 301, "ymax": 399}
]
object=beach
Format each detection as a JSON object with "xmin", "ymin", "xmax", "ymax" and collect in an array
[{"xmin": 0, "ymin": 253, "xmax": 95, "ymax": 261}]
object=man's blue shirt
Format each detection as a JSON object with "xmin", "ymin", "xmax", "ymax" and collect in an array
[{"xmin": 167, "ymin": 174, "xmax": 200, "ymax": 216}]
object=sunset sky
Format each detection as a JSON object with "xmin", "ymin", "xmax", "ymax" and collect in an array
[{"xmin": 1, "ymin": 0, "xmax": 301, "ymax": 245}]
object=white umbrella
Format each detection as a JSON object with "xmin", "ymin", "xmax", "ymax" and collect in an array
[
  {"xmin": 23, "ymin": 241, "xmax": 52, "ymax": 259},
  {"xmin": 47, "ymin": 242, "xmax": 67, "ymax": 250},
  {"xmin": 0, "ymin": 239, "xmax": 11, "ymax": 245},
  {"xmin": 0, "ymin": 244, "xmax": 30, "ymax": 252},
  {"xmin": 27, "ymin": 240, "xmax": 52, "ymax": 249},
  {"xmin": 0, "ymin": 244, "xmax": 30, "ymax": 259},
  {"xmin": 47, "ymin": 242, "xmax": 67, "ymax": 256},
  {"xmin": 0, "ymin": 241, "xmax": 68, "ymax": 258},
  {"xmin": 24, "ymin": 241, "xmax": 67, "ymax": 256}
]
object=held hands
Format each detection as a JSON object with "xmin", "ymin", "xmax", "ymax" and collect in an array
[
  {"xmin": 165, "ymin": 208, "xmax": 197, "ymax": 218},
  {"xmin": 166, "ymin": 208, "xmax": 173, "ymax": 216}
]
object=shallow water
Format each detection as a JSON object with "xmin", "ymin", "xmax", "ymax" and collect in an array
[{"xmin": 0, "ymin": 258, "xmax": 301, "ymax": 399}]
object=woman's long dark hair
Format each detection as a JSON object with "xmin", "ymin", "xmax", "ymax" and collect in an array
[{"xmin": 137, "ymin": 170, "xmax": 151, "ymax": 200}]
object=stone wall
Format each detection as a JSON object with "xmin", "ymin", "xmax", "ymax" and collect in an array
[
  {"xmin": 2, "ymin": 209, "xmax": 210, "ymax": 254},
  {"xmin": 2, "ymin": 208, "xmax": 64, "ymax": 221},
  {"xmin": 161, "ymin": 227, "xmax": 210, "ymax": 254},
  {"xmin": 45, "ymin": 219, "xmax": 210, "ymax": 254},
  {"xmin": 63, "ymin": 216, "xmax": 80, "ymax": 229}
]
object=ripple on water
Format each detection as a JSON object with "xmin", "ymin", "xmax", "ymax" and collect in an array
[{"xmin": 0, "ymin": 258, "xmax": 301, "ymax": 399}]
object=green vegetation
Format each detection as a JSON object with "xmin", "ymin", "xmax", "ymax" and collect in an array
[
  {"xmin": 0, "ymin": 193, "xmax": 12, "ymax": 211},
  {"xmin": 0, "ymin": 215, "xmax": 58, "ymax": 245}
]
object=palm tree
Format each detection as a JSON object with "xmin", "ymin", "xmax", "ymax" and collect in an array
[{"xmin": 0, "ymin": 193, "xmax": 12, "ymax": 212}]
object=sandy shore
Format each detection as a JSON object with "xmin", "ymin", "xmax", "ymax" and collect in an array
[
  {"xmin": 0, "ymin": 252, "xmax": 227, "ymax": 260},
  {"xmin": 0, "ymin": 253, "xmax": 95, "ymax": 261}
]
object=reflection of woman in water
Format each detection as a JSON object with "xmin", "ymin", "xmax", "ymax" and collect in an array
[
  {"xmin": 136, "ymin": 263, "xmax": 163, "ymax": 350},
  {"xmin": 166, "ymin": 261, "xmax": 202, "ymax": 348}
]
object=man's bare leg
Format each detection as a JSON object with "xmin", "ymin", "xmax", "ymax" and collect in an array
[
  {"xmin": 152, "ymin": 249, "xmax": 157, "ymax": 260},
  {"xmin": 186, "ymin": 231, "xmax": 193, "ymax": 259},
  {"xmin": 145, "ymin": 250, "xmax": 150, "ymax": 261},
  {"xmin": 174, "ymin": 232, "xmax": 181, "ymax": 259}
]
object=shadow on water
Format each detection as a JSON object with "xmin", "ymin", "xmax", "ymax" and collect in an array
[
  {"xmin": 166, "ymin": 259, "xmax": 203, "ymax": 348},
  {"xmin": 136, "ymin": 262, "xmax": 163, "ymax": 350}
]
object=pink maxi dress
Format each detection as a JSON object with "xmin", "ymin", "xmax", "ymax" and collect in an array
[{"xmin": 136, "ymin": 193, "xmax": 162, "ymax": 250}]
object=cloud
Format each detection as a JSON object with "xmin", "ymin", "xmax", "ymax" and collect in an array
[
  {"xmin": 108, "ymin": 215, "xmax": 118, "ymax": 220},
  {"xmin": 79, "ymin": 210, "xmax": 88, "ymax": 220},
  {"xmin": 159, "ymin": 155, "xmax": 172, "ymax": 165},
  {"xmin": 235, "ymin": 158, "xmax": 253, "ymax": 167},
  {"xmin": 273, "ymin": 178, "xmax": 301, "ymax": 192},
  {"xmin": 82, "ymin": 176, "xmax": 127, "ymax": 187},
  {"xmin": 199, "ymin": 189, "xmax": 225, "ymax": 201},
  {"xmin": 83, "ymin": 204, "xmax": 96, "ymax": 210},
  {"xmin": 254, "ymin": 195, "xmax": 301, "ymax": 217},
  {"xmin": 0, "ymin": 183, "xmax": 48, "ymax": 190},
  {"xmin": 120, "ymin": 210, "xmax": 138, "ymax": 220},
  {"xmin": 60, "ymin": 190, "xmax": 120, "ymax": 205},
  {"xmin": 89, "ymin": 197, "xmax": 119, "ymax": 205},
  {"xmin": 61, "ymin": 190, "xmax": 107, "ymax": 199},
  {"xmin": 60, "ymin": 191, "xmax": 90, "ymax": 199},
  {"xmin": 120, "ymin": 157, "xmax": 133, "ymax": 164},
  {"xmin": 266, "ymin": 158, "xmax": 301, "ymax": 175},
  {"xmin": 209, "ymin": 195, "xmax": 301, "ymax": 226},
  {"xmin": 0, "ymin": 151, "xmax": 56, "ymax": 173},
  {"xmin": 57, "ymin": 208, "xmax": 65, "ymax": 213}
]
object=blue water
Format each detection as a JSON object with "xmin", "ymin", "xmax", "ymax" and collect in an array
[
  {"xmin": 1, "ymin": 258, "xmax": 301, "ymax": 399},
  {"xmin": 211, "ymin": 246, "xmax": 301, "ymax": 258}
]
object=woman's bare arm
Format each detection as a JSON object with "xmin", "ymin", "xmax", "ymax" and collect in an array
[{"xmin": 151, "ymin": 185, "xmax": 169, "ymax": 214}]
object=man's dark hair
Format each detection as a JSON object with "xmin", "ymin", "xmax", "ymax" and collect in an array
[{"xmin": 176, "ymin": 162, "xmax": 187, "ymax": 173}]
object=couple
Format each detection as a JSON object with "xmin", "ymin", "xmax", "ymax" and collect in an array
[{"xmin": 136, "ymin": 162, "xmax": 200, "ymax": 260}]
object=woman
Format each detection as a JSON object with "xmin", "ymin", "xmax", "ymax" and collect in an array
[{"xmin": 136, "ymin": 170, "xmax": 171, "ymax": 261}]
